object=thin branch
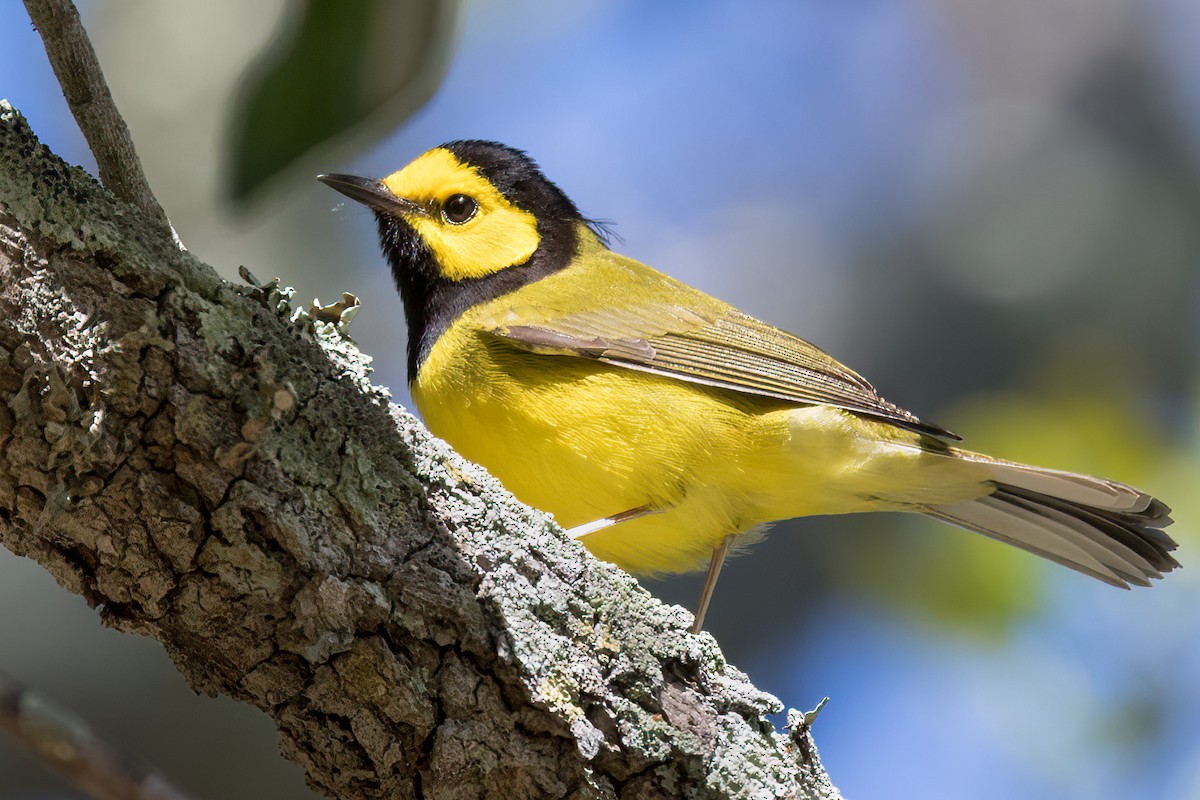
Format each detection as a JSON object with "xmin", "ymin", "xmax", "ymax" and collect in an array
[
  {"xmin": 0, "ymin": 670, "xmax": 195, "ymax": 800},
  {"xmin": 21, "ymin": 0, "xmax": 175, "ymax": 242}
]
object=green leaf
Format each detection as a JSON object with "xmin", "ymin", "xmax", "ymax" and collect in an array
[{"xmin": 228, "ymin": 0, "xmax": 459, "ymax": 204}]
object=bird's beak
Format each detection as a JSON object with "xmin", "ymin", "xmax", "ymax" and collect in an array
[{"xmin": 317, "ymin": 173, "xmax": 429, "ymax": 217}]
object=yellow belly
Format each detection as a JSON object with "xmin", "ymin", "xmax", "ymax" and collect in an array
[{"xmin": 412, "ymin": 325, "xmax": 990, "ymax": 575}]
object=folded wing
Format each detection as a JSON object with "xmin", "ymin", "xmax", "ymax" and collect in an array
[{"xmin": 483, "ymin": 260, "xmax": 956, "ymax": 439}]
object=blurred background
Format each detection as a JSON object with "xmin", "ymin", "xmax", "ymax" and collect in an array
[{"xmin": 2, "ymin": 0, "xmax": 1199, "ymax": 797}]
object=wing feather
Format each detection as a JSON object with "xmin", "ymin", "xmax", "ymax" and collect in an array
[{"xmin": 481, "ymin": 252, "xmax": 957, "ymax": 439}]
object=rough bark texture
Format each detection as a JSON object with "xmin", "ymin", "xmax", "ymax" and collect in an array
[{"xmin": 0, "ymin": 101, "xmax": 840, "ymax": 800}]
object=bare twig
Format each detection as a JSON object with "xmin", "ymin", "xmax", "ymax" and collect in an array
[
  {"xmin": 21, "ymin": 0, "xmax": 175, "ymax": 242},
  {"xmin": 0, "ymin": 670, "xmax": 195, "ymax": 800}
]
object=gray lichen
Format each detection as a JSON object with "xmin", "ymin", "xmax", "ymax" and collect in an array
[{"xmin": 0, "ymin": 100, "xmax": 840, "ymax": 800}]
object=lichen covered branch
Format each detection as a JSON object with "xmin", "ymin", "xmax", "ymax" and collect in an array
[{"xmin": 0, "ymin": 101, "xmax": 839, "ymax": 800}]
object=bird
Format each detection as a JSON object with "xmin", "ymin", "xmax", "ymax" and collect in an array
[{"xmin": 319, "ymin": 140, "xmax": 1178, "ymax": 633}]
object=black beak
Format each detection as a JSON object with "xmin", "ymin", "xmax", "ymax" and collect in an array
[{"xmin": 317, "ymin": 173, "xmax": 429, "ymax": 217}]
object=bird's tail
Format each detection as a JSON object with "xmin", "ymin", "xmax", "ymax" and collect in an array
[{"xmin": 923, "ymin": 452, "xmax": 1179, "ymax": 587}]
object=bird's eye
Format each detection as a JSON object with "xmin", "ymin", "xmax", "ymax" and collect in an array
[{"xmin": 442, "ymin": 194, "xmax": 477, "ymax": 224}]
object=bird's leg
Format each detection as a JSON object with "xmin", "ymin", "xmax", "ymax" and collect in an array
[
  {"xmin": 691, "ymin": 535, "xmax": 735, "ymax": 634},
  {"xmin": 567, "ymin": 505, "xmax": 660, "ymax": 539}
]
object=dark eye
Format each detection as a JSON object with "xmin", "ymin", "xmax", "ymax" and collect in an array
[{"xmin": 442, "ymin": 194, "xmax": 477, "ymax": 224}]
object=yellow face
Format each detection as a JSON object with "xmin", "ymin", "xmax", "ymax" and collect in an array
[{"xmin": 381, "ymin": 148, "xmax": 541, "ymax": 281}]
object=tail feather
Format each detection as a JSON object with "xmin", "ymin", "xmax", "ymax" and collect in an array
[
  {"xmin": 954, "ymin": 451, "xmax": 1162, "ymax": 514},
  {"xmin": 1000, "ymin": 484, "xmax": 1178, "ymax": 571},
  {"xmin": 925, "ymin": 457, "xmax": 1178, "ymax": 588}
]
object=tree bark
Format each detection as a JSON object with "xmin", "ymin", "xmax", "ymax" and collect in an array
[{"xmin": 0, "ymin": 101, "xmax": 840, "ymax": 800}]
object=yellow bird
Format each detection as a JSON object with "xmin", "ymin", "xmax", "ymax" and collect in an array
[{"xmin": 319, "ymin": 141, "xmax": 1178, "ymax": 632}]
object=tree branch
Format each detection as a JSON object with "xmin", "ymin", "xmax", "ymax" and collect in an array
[
  {"xmin": 0, "ymin": 669, "xmax": 196, "ymax": 800},
  {"xmin": 21, "ymin": 0, "xmax": 174, "ymax": 241},
  {"xmin": 0, "ymin": 101, "xmax": 840, "ymax": 799}
]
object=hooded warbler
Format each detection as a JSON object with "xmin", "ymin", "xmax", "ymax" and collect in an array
[{"xmin": 319, "ymin": 141, "xmax": 1178, "ymax": 632}]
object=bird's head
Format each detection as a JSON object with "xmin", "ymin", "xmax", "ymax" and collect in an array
[
  {"xmin": 319, "ymin": 141, "xmax": 611, "ymax": 376},
  {"xmin": 319, "ymin": 140, "xmax": 593, "ymax": 285}
]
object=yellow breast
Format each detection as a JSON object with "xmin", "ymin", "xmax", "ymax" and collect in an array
[{"xmin": 411, "ymin": 310, "xmax": 981, "ymax": 575}]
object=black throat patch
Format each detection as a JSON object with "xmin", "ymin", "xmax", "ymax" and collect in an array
[{"xmin": 376, "ymin": 211, "xmax": 581, "ymax": 379}]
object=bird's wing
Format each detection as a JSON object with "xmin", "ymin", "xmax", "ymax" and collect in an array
[{"xmin": 480, "ymin": 255, "xmax": 957, "ymax": 439}]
